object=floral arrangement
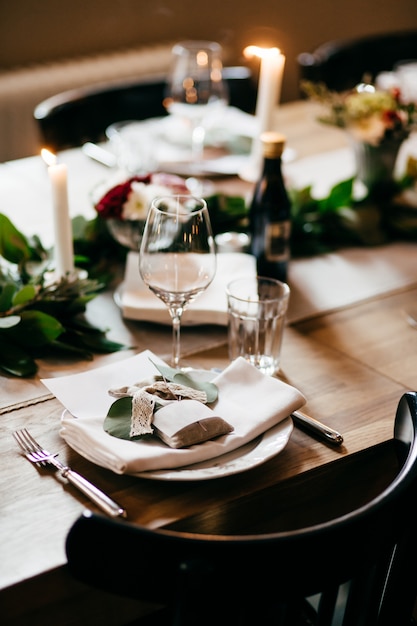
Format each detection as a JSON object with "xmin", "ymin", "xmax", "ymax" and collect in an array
[
  {"xmin": 93, "ymin": 172, "xmax": 248, "ymax": 237},
  {"xmin": 301, "ymin": 80, "xmax": 416, "ymax": 146},
  {"xmin": 94, "ymin": 172, "xmax": 189, "ymax": 221}
]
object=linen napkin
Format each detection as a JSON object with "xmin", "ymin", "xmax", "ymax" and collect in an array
[
  {"xmin": 120, "ymin": 252, "xmax": 257, "ymax": 325},
  {"xmin": 41, "ymin": 350, "xmax": 305, "ymax": 475}
]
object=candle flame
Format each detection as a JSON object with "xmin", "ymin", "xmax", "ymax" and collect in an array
[
  {"xmin": 41, "ymin": 148, "xmax": 57, "ymax": 166},
  {"xmin": 243, "ymin": 45, "xmax": 281, "ymax": 59}
]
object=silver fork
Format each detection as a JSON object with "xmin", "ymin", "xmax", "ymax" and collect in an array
[{"xmin": 13, "ymin": 429, "xmax": 126, "ymax": 518}]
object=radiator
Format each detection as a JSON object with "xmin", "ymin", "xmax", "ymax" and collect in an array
[{"xmin": 0, "ymin": 43, "xmax": 175, "ymax": 163}]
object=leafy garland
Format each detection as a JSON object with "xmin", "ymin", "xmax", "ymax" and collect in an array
[
  {"xmin": 203, "ymin": 175, "xmax": 417, "ymax": 256},
  {"xmin": 0, "ymin": 214, "xmax": 127, "ymax": 378},
  {"xmin": 289, "ymin": 171, "xmax": 417, "ymax": 257},
  {"xmin": 1, "ymin": 170, "xmax": 417, "ymax": 378}
]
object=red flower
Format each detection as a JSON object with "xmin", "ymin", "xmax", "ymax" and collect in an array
[{"xmin": 95, "ymin": 175, "xmax": 151, "ymax": 219}]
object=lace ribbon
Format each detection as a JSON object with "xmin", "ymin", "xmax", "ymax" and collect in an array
[{"xmin": 109, "ymin": 380, "xmax": 207, "ymax": 437}]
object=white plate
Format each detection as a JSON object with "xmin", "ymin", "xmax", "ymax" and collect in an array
[
  {"xmin": 157, "ymin": 154, "xmax": 250, "ymax": 177},
  {"xmin": 134, "ymin": 417, "xmax": 293, "ymax": 480},
  {"xmin": 116, "ymin": 251, "xmax": 257, "ymax": 326},
  {"xmin": 62, "ymin": 409, "xmax": 293, "ymax": 481}
]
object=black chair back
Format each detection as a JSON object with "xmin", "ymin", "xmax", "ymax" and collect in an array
[
  {"xmin": 65, "ymin": 392, "xmax": 417, "ymax": 626},
  {"xmin": 34, "ymin": 67, "xmax": 257, "ymax": 153},
  {"xmin": 298, "ymin": 29, "xmax": 417, "ymax": 92}
]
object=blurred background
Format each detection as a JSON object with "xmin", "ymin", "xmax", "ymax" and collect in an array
[{"xmin": 0, "ymin": 0, "xmax": 416, "ymax": 161}]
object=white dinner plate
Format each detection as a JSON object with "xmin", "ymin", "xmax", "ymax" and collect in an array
[
  {"xmin": 157, "ymin": 154, "xmax": 250, "ymax": 177},
  {"xmin": 134, "ymin": 417, "xmax": 293, "ymax": 480},
  {"xmin": 62, "ymin": 409, "xmax": 293, "ymax": 481}
]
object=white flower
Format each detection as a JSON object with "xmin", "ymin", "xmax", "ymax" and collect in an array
[{"xmin": 121, "ymin": 182, "xmax": 173, "ymax": 220}]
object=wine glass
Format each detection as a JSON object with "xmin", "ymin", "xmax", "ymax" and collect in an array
[
  {"xmin": 139, "ymin": 195, "xmax": 217, "ymax": 369},
  {"xmin": 163, "ymin": 41, "xmax": 229, "ymax": 166}
]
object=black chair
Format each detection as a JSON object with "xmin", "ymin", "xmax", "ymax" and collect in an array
[
  {"xmin": 33, "ymin": 67, "xmax": 257, "ymax": 153},
  {"xmin": 65, "ymin": 391, "xmax": 417, "ymax": 625},
  {"xmin": 298, "ymin": 29, "xmax": 417, "ymax": 92}
]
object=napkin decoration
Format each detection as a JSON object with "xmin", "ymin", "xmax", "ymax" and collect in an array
[
  {"xmin": 44, "ymin": 350, "xmax": 306, "ymax": 475},
  {"xmin": 104, "ymin": 362, "xmax": 234, "ymax": 449}
]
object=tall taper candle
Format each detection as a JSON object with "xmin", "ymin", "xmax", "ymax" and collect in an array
[
  {"xmin": 42, "ymin": 149, "xmax": 74, "ymax": 278},
  {"xmin": 241, "ymin": 46, "xmax": 285, "ymax": 181}
]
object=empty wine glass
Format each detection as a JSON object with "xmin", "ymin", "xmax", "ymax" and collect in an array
[
  {"xmin": 164, "ymin": 41, "xmax": 229, "ymax": 166},
  {"xmin": 139, "ymin": 195, "xmax": 217, "ymax": 369}
]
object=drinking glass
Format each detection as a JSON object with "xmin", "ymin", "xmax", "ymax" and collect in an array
[
  {"xmin": 164, "ymin": 41, "xmax": 229, "ymax": 164},
  {"xmin": 226, "ymin": 276, "xmax": 290, "ymax": 375},
  {"xmin": 139, "ymin": 195, "xmax": 217, "ymax": 369}
]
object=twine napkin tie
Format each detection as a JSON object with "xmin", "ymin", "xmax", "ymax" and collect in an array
[{"xmin": 109, "ymin": 380, "xmax": 207, "ymax": 437}]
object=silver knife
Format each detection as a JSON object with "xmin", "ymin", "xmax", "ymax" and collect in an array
[
  {"xmin": 291, "ymin": 409, "xmax": 344, "ymax": 446},
  {"xmin": 82, "ymin": 142, "xmax": 117, "ymax": 168}
]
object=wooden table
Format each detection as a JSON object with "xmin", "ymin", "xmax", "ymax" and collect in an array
[{"xmin": 2, "ymin": 101, "xmax": 417, "ymax": 625}]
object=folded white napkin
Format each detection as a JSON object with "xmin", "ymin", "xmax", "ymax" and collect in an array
[
  {"xmin": 41, "ymin": 350, "xmax": 305, "ymax": 475},
  {"xmin": 120, "ymin": 252, "xmax": 257, "ymax": 325}
]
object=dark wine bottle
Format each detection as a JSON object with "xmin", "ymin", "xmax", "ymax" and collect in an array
[{"xmin": 249, "ymin": 131, "xmax": 291, "ymax": 283}]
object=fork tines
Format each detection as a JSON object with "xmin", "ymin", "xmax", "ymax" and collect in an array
[{"xmin": 13, "ymin": 429, "xmax": 50, "ymax": 466}]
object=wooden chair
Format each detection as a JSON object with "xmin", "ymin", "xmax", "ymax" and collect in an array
[
  {"xmin": 65, "ymin": 391, "xmax": 417, "ymax": 625},
  {"xmin": 33, "ymin": 67, "xmax": 257, "ymax": 153},
  {"xmin": 298, "ymin": 29, "xmax": 417, "ymax": 92}
]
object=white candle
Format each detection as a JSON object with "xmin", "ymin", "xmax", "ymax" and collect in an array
[
  {"xmin": 41, "ymin": 149, "xmax": 74, "ymax": 278},
  {"xmin": 241, "ymin": 46, "xmax": 286, "ymax": 181}
]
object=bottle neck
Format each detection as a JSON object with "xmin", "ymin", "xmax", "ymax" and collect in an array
[{"xmin": 261, "ymin": 155, "xmax": 284, "ymax": 177}]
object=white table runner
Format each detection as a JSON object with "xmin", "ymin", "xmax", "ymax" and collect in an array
[{"xmin": 287, "ymin": 242, "xmax": 417, "ymax": 323}]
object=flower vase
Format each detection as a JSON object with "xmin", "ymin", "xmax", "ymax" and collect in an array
[{"xmin": 350, "ymin": 136, "xmax": 404, "ymax": 197}]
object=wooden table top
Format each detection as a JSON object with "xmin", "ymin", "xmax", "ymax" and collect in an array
[{"xmin": 2, "ymin": 100, "xmax": 417, "ymax": 625}]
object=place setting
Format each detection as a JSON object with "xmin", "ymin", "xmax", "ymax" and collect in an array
[
  {"xmin": 39, "ymin": 192, "xmax": 345, "ymax": 485},
  {"xmin": 41, "ymin": 349, "xmax": 304, "ymax": 481},
  {"xmin": 40, "ymin": 193, "xmax": 306, "ymax": 482},
  {"xmin": 85, "ymin": 40, "xmax": 294, "ymax": 184},
  {"xmin": 99, "ymin": 40, "xmax": 254, "ymax": 180}
]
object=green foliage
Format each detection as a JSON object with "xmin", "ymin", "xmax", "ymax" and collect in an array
[
  {"xmin": 104, "ymin": 397, "xmax": 144, "ymax": 441},
  {"xmin": 290, "ymin": 175, "xmax": 417, "ymax": 257},
  {"xmin": 0, "ymin": 214, "xmax": 127, "ymax": 378},
  {"xmin": 205, "ymin": 193, "xmax": 249, "ymax": 235},
  {"xmin": 2, "ymin": 168, "xmax": 416, "ymax": 376},
  {"xmin": 151, "ymin": 360, "xmax": 218, "ymax": 403}
]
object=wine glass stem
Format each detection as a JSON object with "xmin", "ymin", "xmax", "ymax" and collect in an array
[{"xmin": 171, "ymin": 314, "xmax": 181, "ymax": 368}]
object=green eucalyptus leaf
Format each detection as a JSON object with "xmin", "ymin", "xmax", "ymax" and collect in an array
[
  {"xmin": 103, "ymin": 397, "xmax": 141, "ymax": 440},
  {"xmin": 76, "ymin": 332, "xmax": 127, "ymax": 353},
  {"xmin": 57, "ymin": 328, "xmax": 127, "ymax": 354},
  {"xmin": 8, "ymin": 310, "xmax": 64, "ymax": 347},
  {"xmin": 41, "ymin": 340, "xmax": 94, "ymax": 359},
  {"xmin": 12, "ymin": 284, "xmax": 37, "ymax": 305},
  {"xmin": 173, "ymin": 372, "xmax": 218, "ymax": 403},
  {"xmin": 0, "ymin": 283, "xmax": 17, "ymax": 312},
  {"xmin": 318, "ymin": 178, "xmax": 354, "ymax": 212},
  {"xmin": 0, "ymin": 213, "xmax": 32, "ymax": 264},
  {"xmin": 151, "ymin": 360, "xmax": 218, "ymax": 403}
]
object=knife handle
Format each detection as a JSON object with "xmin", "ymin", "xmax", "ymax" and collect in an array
[{"xmin": 291, "ymin": 410, "xmax": 344, "ymax": 446}]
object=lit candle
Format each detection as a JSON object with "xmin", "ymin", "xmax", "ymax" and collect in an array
[
  {"xmin": 41, "ymin": 149, "xmax": 74, "ymax": 278},
  {"xmin": 241, "ymin": 45, "xmax": 286, "ymax": 181}
]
